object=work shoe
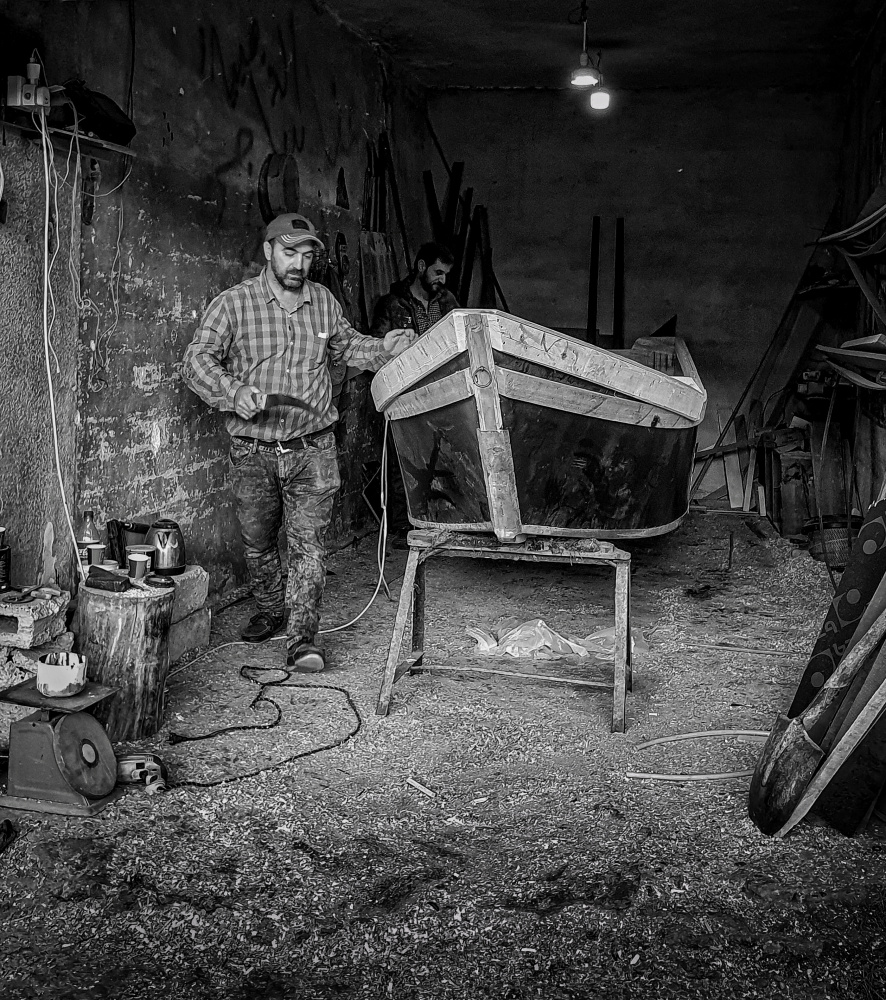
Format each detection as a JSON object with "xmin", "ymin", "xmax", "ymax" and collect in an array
[
  {"xmin": 241, "ymin": 612, "xmax": 284, "ymax": 643},
  {"xmin": 287, "ymin": 639, "xmax": 325, "ymax": 672}
]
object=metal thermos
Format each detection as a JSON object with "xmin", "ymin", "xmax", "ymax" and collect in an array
[{"xmin": 122, "ymin": 518, "xmax": 186, "ymax": 576}]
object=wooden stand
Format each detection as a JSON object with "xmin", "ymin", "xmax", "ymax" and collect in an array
[
  {"xmin": 78, "ymin": 584, "xmax": 175, "ymax": 742},
  {"xmin": 376, "ymin": 530, "xmax": 632, "ymax": 732}
]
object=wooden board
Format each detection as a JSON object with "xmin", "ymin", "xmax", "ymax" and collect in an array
[
  {"xmin": 776, "ymin": 674, "xmax": 886, "ymax": 838},
  {"xmin": 386, "ymin": 370, "xmax": 473, "ymax": 420},
  {"xmin": 824, "ymin": 361, "xmax": 886, "ymax": 392},
  {"xmin": 466, "ymin": 313, "xmax": 522, "ymax": 541},
  {"xmin": 0, "ymin": 676, "xmax": 115, "ymax": 714},
  {"xmin": 497, "ymin": 368, "xmax": 694, "ymax": 429},
  {"xmin": 742, "ymin": 445, "xmax": 758, "ymax": 513},
  {"xmin": 490, "ymin": 313, "xmax": 706, "ymax": 423},
  {"xmin": 718, "ymin": 408, "xmax": 744, "ymax": 509},
  {"xmin": 809, "ymin": 415, "xmax": 847, "ymax": 520},
  {"xmin": 816, "ymin": 345, "xmax": 886, "ymax": 372},
  {"xmin": 812, "ymin": 639, "xmax": 886, "ymax": 835},
  {"xmin": 789, "ymin": 499, "xmax": 886, "ymax": 716},
  {"xmin": 373, "ymin": 310, "xmax": 707, "ymax": 422},
  {"xmin": 843, "ymin": 333, "xmax": 886, "ymax": 351}
]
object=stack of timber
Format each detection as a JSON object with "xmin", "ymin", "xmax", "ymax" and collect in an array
[
  {"xmin": 816, "ymin": 334, "xmax": 886, "ymax": 391},
  {"xmin": 372, "ymin": 309, "xmax": 707, "ymax": 543}
]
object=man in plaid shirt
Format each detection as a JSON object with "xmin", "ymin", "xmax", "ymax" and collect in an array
[{"xmin": 183, "ymin": 213, "xmax": 415, "ymax": 671}]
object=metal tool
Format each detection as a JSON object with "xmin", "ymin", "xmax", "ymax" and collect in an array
[
  {"xmin": 262, "ymin": 392, "xmax": 315, "ymax": 413},
  {"xmin": 120, "ymin": 519, "xmax": 187, "ymax": 576},
  {"xmin": 0, "ymin": 587, "xmax": 37, "ymax": 605}
]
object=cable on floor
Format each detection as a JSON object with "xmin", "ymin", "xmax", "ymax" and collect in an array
[
  {"xmin": 168, "ymin": 664, "xmax": 362, "ymax": 790},
  {"xmin": 167, "ymin": 414, "xmax": 393, "ymax": 680},
  {"xmin": 159, "ymin": 418, "xmax": 394, "ymax": 786}
]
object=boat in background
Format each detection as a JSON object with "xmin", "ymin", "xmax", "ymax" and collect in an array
[{"xmin": 372, "ymin": 309, "xmax": 707, "ymax": 543}]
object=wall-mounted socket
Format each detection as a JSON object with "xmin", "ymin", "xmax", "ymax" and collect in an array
[{"xmin": 6, "ymin": 75, "xmax": 50, "ymax": 109}]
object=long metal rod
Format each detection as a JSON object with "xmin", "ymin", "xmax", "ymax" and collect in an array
[
  {"xmin": 613, "ymin": 217, "xmax": 625, "ymax": 348},
  {"xmin": 587, "ymin": 215, "xmax": 600, "ymax": 343}
]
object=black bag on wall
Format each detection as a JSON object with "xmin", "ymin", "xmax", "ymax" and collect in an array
[{"xmin": 49, "ymin": 79, "xmax": 136, "ymax": 147}]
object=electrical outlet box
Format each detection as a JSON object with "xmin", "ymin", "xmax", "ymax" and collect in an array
[
  {"xmin": 6, "ymin": 75, "xmax": 24, "ymax": 107},
  {"xmin": 5, "ymin": 76, "xmax": 49, "ymax": 109}
]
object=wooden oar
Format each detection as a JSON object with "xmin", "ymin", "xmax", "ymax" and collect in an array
[
  {"xmin": 774, "ymin": 672, "xmax": 886, "ymax": 837},
  {"xmin": 748, "ymin": 603, "xmax": 886, "ymax": 835}
]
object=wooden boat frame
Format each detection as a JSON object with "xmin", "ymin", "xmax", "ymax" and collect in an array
[{"xmin": 373, "ymin": 309, "xmax": 707, "ymax": 543}]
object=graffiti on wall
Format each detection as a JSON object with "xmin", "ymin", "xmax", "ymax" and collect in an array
[{"xmin": 197, "ymin": 12, "xmax": 370, "ymax": 221}]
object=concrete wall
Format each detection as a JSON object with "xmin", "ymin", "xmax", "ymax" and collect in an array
[
  {"xmin": 2, "ymin": 0, "xmax": 434, "ymax": 594},
  {"xmin": 430, "ymin": 88, "xmax": 841, "ymax": 445},
  {"xmin": 0, "ymin": 136, "xmax": 80, "ymax": 590}
]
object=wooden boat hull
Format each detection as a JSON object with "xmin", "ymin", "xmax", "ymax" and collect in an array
[{"xmin": 372, "ymin": 310, "xmax": 707, "ymax": 542}]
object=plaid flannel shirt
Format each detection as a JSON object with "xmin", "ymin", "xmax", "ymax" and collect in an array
[{"xmin": 183, "ymin": 269, "xmax": 392, "ymax": 442}]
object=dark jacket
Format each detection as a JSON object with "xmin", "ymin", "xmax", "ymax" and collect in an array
[{"xmin": 370, "ymin": 277, "xmax": 460, "ymax": 338}]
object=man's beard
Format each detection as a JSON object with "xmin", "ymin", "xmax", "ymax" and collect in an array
[
  {"xmin": 272, "ymin": 258, "xmax": 305, "ymax": 289},
  {"xmin": 420, "ymin": 273, "xmax": 443, "ymax": 296}
]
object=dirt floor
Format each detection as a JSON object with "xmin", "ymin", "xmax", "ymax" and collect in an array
[{"xmin": 1, "ymin": 510, "xmax": 885, "ymax": 1000}]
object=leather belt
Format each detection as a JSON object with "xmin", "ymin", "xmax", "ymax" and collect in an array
[{"xmin": 236, "ymin": 429, "xmax": 329, "ymax": 455}]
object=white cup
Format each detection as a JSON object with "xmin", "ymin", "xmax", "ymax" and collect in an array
[
  {"xmin": 127, "ymin": 552, "xmax": 150, "ymax": 580},
  {"xmin": 87, "ymin": 543, "xmax": 106, "ymax": 566}
]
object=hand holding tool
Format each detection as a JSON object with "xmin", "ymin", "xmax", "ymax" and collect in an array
[{"xmin": 262, "ymin": 392, "xmax": 316, "ymax": 414}]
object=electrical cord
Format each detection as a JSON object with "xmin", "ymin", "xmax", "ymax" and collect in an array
[
  {"xmin": 168, "ymin": 414, "xmax": 393, "ymax": 671},
  {"xmin": 167, "ymin": 665, "xmax": 363, "ymax": 790},
  {"xmin": 167, "ymin": 415, "xmax": 393, "ymax": 683},
  {"xmin": 34, "ymin": 111, "xmax": 71, "ymax": 378},
  {"xmin": 65, "ymin": 127, "xmax": 104, "ymax": 385},
  {"xmin": 91, "ymin": 163, "xmax": 133, "ymax": 199},
  {"xmin": 315, "ymin": 414, "xmax": 391, "ymax": 635},
  {"xmin": 38, "ymin": 113, "xmax": 86, "ymax": 583},
  {"xmin": 37, "ymin": 69, "xmax": 130, "ymax": 395},
  {"xmin": 162, "ymin": 420, "xmax": 393, "ymax": 786}
]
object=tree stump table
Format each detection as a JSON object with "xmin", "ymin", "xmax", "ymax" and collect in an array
[{"xmin": 78, "ymin": 583, "xmax": 175, "ymax": 742}]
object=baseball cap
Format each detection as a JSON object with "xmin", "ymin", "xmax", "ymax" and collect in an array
[{"xmin": 264, "ymin": 213, "xmax": 325, "ymax": 249}]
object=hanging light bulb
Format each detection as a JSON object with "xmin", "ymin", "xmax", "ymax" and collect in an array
[
  {"xmin": 587, "ymin": 49, "xmax": 610, "ymax": 111},
  {"xmin": 571, "ymin": 52, "xmax": 599, "ymax": 87},
  {"xmin": 570, "ymin": 9, "xmax": 598, "ymax": 87},
  {"xmin": 589, "ymin": 86, "xmax": 611, "ymax": 110}
]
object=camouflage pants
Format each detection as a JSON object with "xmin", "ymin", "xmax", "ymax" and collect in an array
[{"xmin": 229, "ymin": 430, "xmax": 340, "ymax": 642}]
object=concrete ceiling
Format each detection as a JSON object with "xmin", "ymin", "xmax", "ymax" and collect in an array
[{"xmin": 328, "ymin": 0, "xmax": 880, "ymax": 91}]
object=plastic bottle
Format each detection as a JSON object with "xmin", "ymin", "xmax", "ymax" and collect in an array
[
  {"xmin": 77, "ymin": 510, "xmax": 101, "ymax": 567},
  {"xmin": 0, "ymin": 527, "xmax": 10, "ymax": 592}
]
